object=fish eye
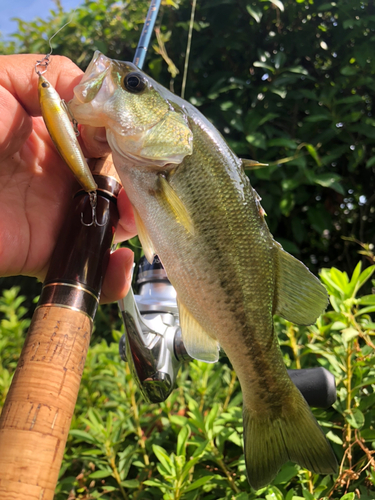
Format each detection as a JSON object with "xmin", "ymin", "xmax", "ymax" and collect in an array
[{"xmin": 123, "ymin": 72, "xmax": 147, "ymax": 94}]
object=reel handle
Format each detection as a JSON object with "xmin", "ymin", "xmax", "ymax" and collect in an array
[{"xmin": 287, "ymin": 367, "xmax": 336, "ymax": 409}]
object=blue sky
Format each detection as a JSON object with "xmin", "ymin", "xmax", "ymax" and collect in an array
[{"xmin": 0, "ymin": 0, "xmax": 83, "ymax": 39}]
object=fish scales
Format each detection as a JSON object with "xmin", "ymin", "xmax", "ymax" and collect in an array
[{"xmin": 69, "ymin": 51, "xmax": 337, "ymax": 490}]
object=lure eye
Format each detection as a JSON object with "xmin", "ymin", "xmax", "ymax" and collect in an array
[
  {"xmin": 41, "ymin": 82, "xmax": 49, "ymax": 88},
  {"xmin": 123, "ymin": 72, "xmax": 147, "ymax": 94}
]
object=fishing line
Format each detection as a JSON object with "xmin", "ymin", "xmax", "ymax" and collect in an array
[
  {"xmin": 35, "ymin": 8, "xmax": 78, "ymax": 75},
  {"xmin": 181, "ymin": 0, "xmax": 197, "ymax": 99}
]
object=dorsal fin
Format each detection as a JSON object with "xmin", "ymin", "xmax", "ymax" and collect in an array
[
  {"xmin": 241, "ymin": 158, "xmax": 269, "ymax": 170},
  {"xmin": 178, "ymin": 300, "xmax": 220, "ymax": 363},
  {"xmin": 275, "ymin": 246, "xmax": 328, "ymax": 325}
]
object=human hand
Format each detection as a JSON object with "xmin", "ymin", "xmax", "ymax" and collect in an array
[{"xmin": 0, "ymin": 54, "xmax": 136, "ymax": 303}]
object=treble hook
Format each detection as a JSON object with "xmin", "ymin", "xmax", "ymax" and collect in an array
[{"xmin": 81, "ymin": 191, "xmax": 108, "ymax": 227}]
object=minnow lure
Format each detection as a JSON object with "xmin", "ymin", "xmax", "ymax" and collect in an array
[{"xmin": 37, "ymin": 72, "xmax": 98, "ymax": 194}]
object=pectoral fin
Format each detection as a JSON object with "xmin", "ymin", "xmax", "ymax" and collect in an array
[
  {"xmin": 178, "ymin": 300, "xmax": 220, "ymax": 363},
  {"xmin": 275, "ymin": 246, "xmax": 328, "ymax": 325},
  {"xmin": 158, "ymin": 175, "xmax": 195, "ymax": 235},
  {"xmin": 133, "ymin": 207, "xmax": 155, "ymax": 264}
]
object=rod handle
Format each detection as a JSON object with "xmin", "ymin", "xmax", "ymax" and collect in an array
[{"xmin": 0, "ymin": 306, "xmax": 91, "ymax": 500}]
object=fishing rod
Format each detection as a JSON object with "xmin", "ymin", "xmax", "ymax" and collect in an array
[
  {"xmin": 133, "ymin": 0, "xmax": 162, "ymax": 69},
  {"xmin": 0, "ymin": 2, "xmax": 161, "ymax": 499}
]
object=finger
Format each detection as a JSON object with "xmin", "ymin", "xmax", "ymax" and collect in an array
[
  {"xmin": 0, "ymin": 54, "xmax": 83, "ymax": 117},
  {"xmin": 100, "ymin": 247, "xmax": 134, "ymax": 304},
  {"xmin": 115, "ymin": 189, "xmax": 137, "ymax": 243},
  {"xmin": 79, "ymin": 124, "xmax": 111, "ymax": 159},
  {"xmin": 0, "ymin": 84, "xmax": 33, "ymax": 160}
]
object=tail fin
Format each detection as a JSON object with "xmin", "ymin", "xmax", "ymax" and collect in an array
[{"xmin": 243, "ymin": 389, "xmax": 337, "ymax": 490}]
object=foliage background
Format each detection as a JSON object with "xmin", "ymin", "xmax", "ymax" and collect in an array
[{"xmin": 1, "ymin": 0, "xmax": 375, "ymax": 499}]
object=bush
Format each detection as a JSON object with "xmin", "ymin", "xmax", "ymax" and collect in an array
[{"xmin": 1, "ymin": 262, "xmax": 375, "ymax": 499}]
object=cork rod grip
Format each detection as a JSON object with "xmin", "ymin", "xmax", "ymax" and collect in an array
[
  {"xmin": 0, "ymin": 306, "xmax": 92, "ymax": 500},
  {"xmin": 0, "ymin": 156, "xmax": 122, "ymax": 500}
]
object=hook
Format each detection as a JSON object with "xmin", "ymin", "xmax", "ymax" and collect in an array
[
  {"xmin": 81, "ymin": 191, "xmax": 108, "ymax": 227},
  {"xmin": 61, "ymin": 99, "xmax": 80, "ymax": 136}
]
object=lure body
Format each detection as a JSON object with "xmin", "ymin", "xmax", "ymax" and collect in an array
[{"xmin": 38, "ymin": 74, "xmax": 97, "ymax": 193}]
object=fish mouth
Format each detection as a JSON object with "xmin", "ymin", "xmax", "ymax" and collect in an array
[{"xmin": 73, "ymin": 51, "xmax": 111, "ymax": 104}]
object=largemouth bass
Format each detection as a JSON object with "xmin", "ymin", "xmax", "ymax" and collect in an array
[{"xmin": 70, "ymin": 51, "xmax": 337, "ymax": 489}]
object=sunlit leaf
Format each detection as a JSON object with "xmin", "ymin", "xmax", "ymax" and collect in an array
[
  {"xmin": 344, "ymin": 408, "xmax": 365, "ymax": 429},
  {"xmin": 183, "ymin": 475, "xmax": 214, "ymax": 492},
  {"xmin": 269, "ymin": 0, "xmax": 284, "ymax": 11},
  {"xmin": 176, "ymin": 425, "xmax": 190, "ymax": 457},
  {"xmin": 246, "ymin": 4, "xmax": 263, "ymax": 23},
  {"xmin": 89, "ymin": 469, "xmax": 113, "ymax": 479}
]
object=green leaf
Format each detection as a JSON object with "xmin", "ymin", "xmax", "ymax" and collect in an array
[
  {"xmin": 273, "ymin": 464, "xmax": 299, "ymax": 484},
  {"xmin": 358, "ymin": 295, "xmax": 375, "ymax": 305},
  {"xmin": 331, "ymin": 268, "xmax": 349, "ymax": 292},
  {"xmin": 268, "ymin": 138, "xmax": 297, "ymax": 149},
  {"xmin": 305, "ymin": 143, "xmax": 322, "ymax": 166},
  {"xmin": 246, "ymin": 132, "xmax": 267, "ymax": 149},
  {"xmin": 121, "ymin": 479, "xmax": 140, "ymax": 488},
  {"xmin": 269, "ymin": 0, "xmax": 284, "ymax": 11},
  {"xmin": 366, "ymin": 157, "xmax": 375, "ymax": 168},
  {"xmin": 347, "ymin": 261, "xmax": 362, "ymax": 297},
  {"xmin": 360, "ymin": 429, "xmax": 375, "ymax": 441},
  {"xmin": 330, "ymin": 321, "xmax": 348, "ymax": 331},
  {"xmin": 89, "ymin": 469, "xmax": 113, "ymax": 479},
  {"xmin": 312, "ymin": 173, "xmax": 345, "ymax": 195},
  {"xmin": 356, "ymin": 305, "xmax": 375, "ymax": 316},
  {"xmin": 340, "ymin": 494, "xmax": 356, "ymax": 500},
  {"xmin": 177, "ymin": 425, "xmax": 190, "ymax": 457},
  {"xmin": 191, "ymin": 439, "xmax": 210, "ymax": 458},
  {"xmin": 340, "ymin": 66, "xmax": 357, "ymax": 76},
  {"xmin": 246, "ymin": 5, "xmax": 263, "ymax": 23},
  {"xmin": 326, "ymin": 431, "xmax": 343, "ymax": 445},
  {"xmin": 342, "ymin": 327, "xmax": 358, "ymax": 343},
  {"xmin": 183, "ymin": 475, "xmax": 214, "ymax": 492},
  {"xmin": 274, "ymin": 53, "xmax": 286, "ymax": 70},
  {"xmin": 152, "ymin": 445, "xmax": 173, "ymax": 473},
  {"xmin": 205, "ymin": 403, "xmax": 219, "ymax": 432},
  {"xmin": 304, "ymin": 114, "xmax": 332, "ymax": 122},
  {"xmin": 344, "ymin": 408, "xmax": 365, "ymax": 429},
  {"xmin": 357, "ymin": 266, "xmax": 375, "ymax": 291},
  {"xmin": 69, "ymin": 430, "xmax": 98, "ymax": 444},
  {"xmin": 302, "ymin": 490, "xmax": 314, "ymax": 500},
  {"xmin": 143, "ymin": 479, "xmax": 167, "ymax": 488},
  {"xmin": 266, "ymin": 486, "xmax": 284, "ymax": 500},
  {"xmin": 253, "ymin": 61, "xmax": 275, "ymax": 72}
]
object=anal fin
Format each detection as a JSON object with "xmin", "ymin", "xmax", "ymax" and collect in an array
[
  {"xmin": 133, "ymin": 207, "xmax": 155, "ymax": 264},
  {"xmin": 178, "ymin": 300, "xmax": 219, "ymax": 363},
  {"xmin": 275, "ymin": 246, "xmax": 328, "ymax": 325}
]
